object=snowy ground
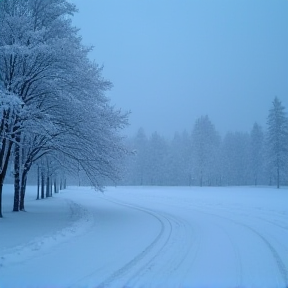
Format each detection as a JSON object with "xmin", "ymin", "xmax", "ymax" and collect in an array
[{"xmin": 0, "ymin": 185, "xmax": 288, "ymax": 288}]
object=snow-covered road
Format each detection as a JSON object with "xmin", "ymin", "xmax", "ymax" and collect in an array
[{"xmin": 0, "ymin": 186, "xmax": 288, "ymax": 288}]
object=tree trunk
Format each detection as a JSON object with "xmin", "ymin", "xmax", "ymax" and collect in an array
[
  {"xmin": 46, "ymin": 175, "xmax": 50, "ymax": 197},
  {"xmin": 19, "ymin": 182, "xmax": 27, "ymax": 211},
  {"xmin": 54, "ymin": 178, "xmax": 58, "ymax": 193},
  {"xmin": 36, "ymin": 165, "xmax": 40, "ymax": 200},
  {"xmin": 41, "ymin": 170, "xmax": 45, "ymax": 199},
  {"xmin": 20, "ymin": 172, "xmax": 27, "ymax": 211},
  {"xmin": 277, "ymin": 167, "xmax": 280, "ymax": 189},
  {"xmin": 13, "ymin": 143, "xmax": 20, "ymax": 212},
  {"xmin": 50, "ymin": 177, "xmax": 53, "ymax": 197},
  {"xmin": 0, "ymin": 140, "xmax": 13, "ymax": 218}
]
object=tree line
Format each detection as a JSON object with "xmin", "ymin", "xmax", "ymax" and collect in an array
[
  {"xmin": 120, "ymin": 97, "xmax": 288, "ymax": 188},
  {"xmin": 0, "ymin": 0, "xmax": 128, "ymax": 217}
]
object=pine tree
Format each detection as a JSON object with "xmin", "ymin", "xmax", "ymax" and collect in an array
[
  {"xmin": 222, "ymin": 132, "xmax": 250, "ymax": 186},
  {"xmin": 191, "ymin": 116, "xmax": 220, "ymax": 186},
  {"xmin": 147, "ymin": 132, "xmax": 168, "ymax": 185},
  {"xmin": 250, "ymin": 123, "xmax": 264, "ymax": 186},
  {"xmin": 266, "ymin": 97, "xmax": 288, "ymax": 188},
  {"xmin": 133, "ymin": 128, "xmax": 149, "ymax": 185}
]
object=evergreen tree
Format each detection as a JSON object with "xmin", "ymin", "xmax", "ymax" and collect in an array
[
  {"xmin": 132, "ymin": 128, "xmax": 149, "ymax": 185},
  {"xmin": 167, "ymin": 132, "xmax": 187, "ymax": 186},
  {"xmin": 249, "ymin": 123, "xmax": 264, "ymax": 185},
  {"xmin": 191, "ymin": 116, "xmax": 220, "ymax": 186},
  {"xmin": 147, "ymin": 132, "xmax": 168, "ymax": 185},
  {"xmin": 222, "ymin": 132, "xmax": 250, "ymax": 186},
  {"xmin": 266, "ymin": 97, "xmax": 288, "ymax": 188}
]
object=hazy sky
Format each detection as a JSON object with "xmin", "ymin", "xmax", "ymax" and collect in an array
[{"xmin": 70, "ymin": 0, "xmax": 288, "ymax": 137}]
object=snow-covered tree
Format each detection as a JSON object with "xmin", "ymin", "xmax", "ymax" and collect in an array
[
  {"xmin": 146, "ymin": 132, "xmax": 168, "ymax": 185},
  {"xmin": 0, "ymin": 0, "xmax": 80, "ymax": 213},
  {"xmin": 0, "ymin": 91, "xmax": 21, "ymax": 217},
  {"xmin": 181, "ymin": 130, "xmax": 194, "ymax": 185},
  {"xmin": 191, "ymin": 116, "xmax": 221, "ymax": 186},
  {"xmin": 0, "ymin": 0, "xmax": 129, "ymax": 217},
  {"xmin": 166, "ymin": 132, "xmax": 185, "ymax": 186},
  {"xmin": 166, "ymin": 131, "xmax": 192, "ymax": 186},
  {"xmin": 249, "ymin": 123, "xmax": 264, "ymax": 185},
  {"xmin": 121, "ymin": 129, "xmax": 194, "ymax": 186},
  {"xmin": 222, "ymin": 132, "xmax": 250, "ymax": 186},
  {"xmin": 266, "ymin": 97, "xmax": 288, "ymax": 188},
  {"xmin": 131, "ymin": 128, "xmax": 149, "ymax": 185}
]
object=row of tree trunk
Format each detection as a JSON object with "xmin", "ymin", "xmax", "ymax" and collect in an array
[{"xmin": 12, "ymin": 161, "xmax": 67, "ymax": 212}]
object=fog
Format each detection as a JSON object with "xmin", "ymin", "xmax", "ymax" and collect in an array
[{"xmin": 70, "ymin": 0, "xmax": 288, "ymax": 137}]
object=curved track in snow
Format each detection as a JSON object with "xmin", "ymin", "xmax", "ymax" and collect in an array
[
  {"xmin": 97, "ymin": 187, "xmax": 288, "ymax": 288},
  {"xmin": 0, "ymin": 186, "xmax": 287, "ymax": 288},
  {"xmin": 96, "ymin": 198, "xmax": 198, "ymax": 288}
]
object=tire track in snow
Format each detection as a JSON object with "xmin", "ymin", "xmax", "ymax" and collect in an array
[
  {"xmin": 199, "ymin": 202, "xmax": 288, "ymax": 286},
  {"xmin": 167, "ymin": 204, "xmax": 243, "ymax": 288},
  {"xmin": 125, "ymin": 212, "xmax": 199, "ymax": 288},
  {"xmin": 211, "ymin": 204, "xmax": 288, "ymax": 286},
  {"xmin": 66, "ymin": 196, "xmax": 173, "ymax": 288},
  {"xmin": 242, "ymin": 224, "xmax": 288, "ymax": 286},
  {"xmin": 107, "ymin": 193, "xmax": 287, "ymax": 288},
  {"xmin": 212, "ymin": 222, "xmax": 243, "ymax": 287},
  {"xmin": 197, "ymin": 202, "xmax": 288, "ymax": 231},
  {"xmin": 129, "ymin": 198, "xmax": 244, "ymax": 288},
  {"xmin": 190, "ymin": 204, "xmax": 288, "ymax": 287},
  {"xmin": 96, "ymin": 198, "xmax": 173, "ymax": 288},
  {"xmin": 97, "ymin": 197, "xmax": 201, "ymax": 288}
]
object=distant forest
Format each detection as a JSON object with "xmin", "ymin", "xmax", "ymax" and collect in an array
[
  {"xmin": 119, "ymin": 97, "xmax": 288, "ymax": 188},
  {"xmin": 8, "ymin": 97, "xmax": 288, "ymax": 190}
]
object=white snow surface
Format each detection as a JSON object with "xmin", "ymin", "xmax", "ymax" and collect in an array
[{"xmin": 0, "ymin": 185, "xmax": 288, "ymax": 288}]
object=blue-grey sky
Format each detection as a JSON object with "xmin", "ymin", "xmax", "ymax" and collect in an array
[{"xmin": 70, "ymin": 0, "xmax": 288, "ymax": 137}]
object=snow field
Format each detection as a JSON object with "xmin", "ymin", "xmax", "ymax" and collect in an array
[{"xmin": 0, "ymin": 185, "xmax": 287, "ymax": 288}]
